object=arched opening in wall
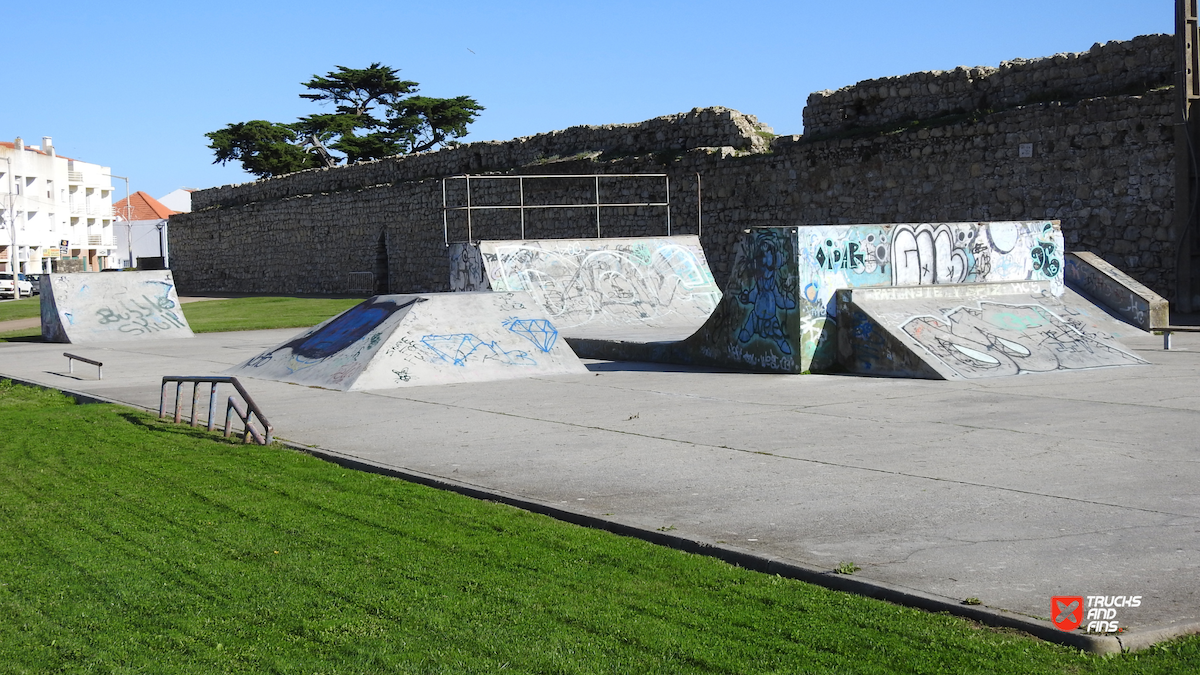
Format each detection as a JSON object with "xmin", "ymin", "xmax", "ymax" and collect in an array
[{"xmin": 374, "ymin": 230, "xmax": 389, "ymax": 294}]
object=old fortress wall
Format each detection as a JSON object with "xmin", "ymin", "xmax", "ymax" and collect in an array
[
  {"xmin": 802, "ymin": 34, "xmax": 1172, "ymax": 136},
  {"xmin": 171, "ymin": 34, "xmax": 1178, "ymax": 300}
]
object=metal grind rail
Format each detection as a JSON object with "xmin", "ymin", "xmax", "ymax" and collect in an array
[
  {"xmin": 63, "ymin": 353, "xmax": 103, "ymax": 379},
  {"xmin": 159, "ymin": 376, "xmax": 273, "ymax": 445}
]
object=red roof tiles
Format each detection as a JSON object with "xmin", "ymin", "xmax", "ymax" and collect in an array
[{"xmin": 113, "ymin": 191, "xmax": 177, "ymax": 220}]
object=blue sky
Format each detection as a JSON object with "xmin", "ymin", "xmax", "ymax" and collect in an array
[{"xmin": 7, "ymin": 0, "xmax": 1170, "ymax": 200}]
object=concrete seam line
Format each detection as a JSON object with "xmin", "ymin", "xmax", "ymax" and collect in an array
[
  {"xmin": 351, "ymin": 392, "xmax": 1200, "ymax": 521},
  {"xmin": 282, "ymin": 440, "xmax": 1145, "ymax": 655}
]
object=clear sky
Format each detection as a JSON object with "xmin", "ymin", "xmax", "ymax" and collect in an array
[{"xmin": 6, "ymin": 0, "xmax": 1171, "ymax": 201}]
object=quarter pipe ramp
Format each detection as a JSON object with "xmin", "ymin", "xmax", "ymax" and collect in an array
[
  {"xmin": 40, "ymin": 270, "xmax": 194, "ymax": 343},
  {"xmin": 450, "ymin": 235, "xmax": 721, "ymax": 340}
]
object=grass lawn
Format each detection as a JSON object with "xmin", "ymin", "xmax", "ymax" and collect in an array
[
  {"xmin": 1, "ymin": 381, "xmax": 1198, "ymax": 673},
  {"xmin": 0, "ymin": 296, "xmax": 361, "ymax": 341},
  {"xmin": 178, "ymin": 297, "xmax": 361, "ymax": 333},
  {"xmin": 0, "ymin": 296, "xmax": 40, "ymax": 323}
]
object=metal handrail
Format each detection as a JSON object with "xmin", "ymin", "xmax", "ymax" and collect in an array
[
  {"xmin": 159, "ymin": 376, "xmax": 274, "ymax": 445},
  {"xmin": 442, "ymin": 173, "xmax": 681, "ymax": 244}
]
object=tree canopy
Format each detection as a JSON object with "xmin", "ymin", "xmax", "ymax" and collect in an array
[{"xmin": 207, "ymin": 64, "xmax": 484, "ymax": 178}]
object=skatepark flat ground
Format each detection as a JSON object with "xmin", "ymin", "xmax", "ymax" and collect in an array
[{"xmin": 2, "ymin": 326, "xmax": 1198, "ymax": 649}]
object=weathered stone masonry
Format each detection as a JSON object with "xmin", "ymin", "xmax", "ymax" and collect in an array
[{"xmin": 171, "ymin": 34, "xmax": 1179, "ymax": 301}]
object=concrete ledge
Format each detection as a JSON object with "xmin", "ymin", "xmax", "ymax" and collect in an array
[
  {"xmin": 840, "ymin": 280, "xmax": 1054, "ymax": 302},
  {"xmin": 1065, "ymin": 251, "xmax": 1168, "ymax": 331}
]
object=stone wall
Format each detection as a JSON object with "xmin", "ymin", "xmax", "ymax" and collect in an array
[
  {"xmin": 170, "ymin": 35, "xmax": 1179, "ymax": 302},
  {"xmin": 803, "ymin": 34, "xmax": 1173, "ymax": 136},
  {"xmin": 691, "ymin": 90, "xmax": 1176, "ymax": 297},
  {"xmin": 190, "ymin": 107, "xmax": 772, "ymax": 211}
]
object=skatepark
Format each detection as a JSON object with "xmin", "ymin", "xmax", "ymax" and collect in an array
[
  {"xmin": 3, "ymin": 223, "xmax": 1198, "ymax": 654},
  {"xmin": 1, "ymin": 317, "xmax": 1198, "ymax": 653}
]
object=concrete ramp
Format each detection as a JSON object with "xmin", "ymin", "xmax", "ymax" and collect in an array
[
  {"xmin": 568, "ymin": 221, "xmax": 1071, "ymax": 374},
  {"xmin": 41, "ymin": 271, "xmax": 194, "ymax": 343},
  {"xmin": 450, "ymin": 236, "xmax": 721, "ymax": 339},
  {"xmin": 835, "ymin": 282, "xmax": 1148, "ymax": 379},
  {"xmin": 1065, "ymin": 251, "xmax": 1169, "ymax": 331},
  {"xmin": 227, "ymin": 292, "xmax": 587, "ymax": 390}
]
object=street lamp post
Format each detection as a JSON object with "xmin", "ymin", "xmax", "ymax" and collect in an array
[{"xmin": 105, "ymin": 173, "xmax": 131, "ymax": 268}]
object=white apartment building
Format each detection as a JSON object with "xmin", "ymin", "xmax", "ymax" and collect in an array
[{"xmin": 0, "ymin": 136, "xmax": 117, "ymax": 273}]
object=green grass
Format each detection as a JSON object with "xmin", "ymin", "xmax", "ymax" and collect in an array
[
  {"xmin": 1, "ymin": 381, "xmax": 1198, "ymax": 673},
  {"xmin": 0, "ymin": 296, "xmax": 361, "ymax": 341},
  {"xmin": 179, "ymin": 297, "xmax": 360, "ymax": 333},
  {"xmin": 0, "ymin": 296, "xmax": 40, "ymax": 323}
]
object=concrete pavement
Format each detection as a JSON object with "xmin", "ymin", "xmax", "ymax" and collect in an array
[{"xmin": 1, "ymin": 326, "xmax": 1198, "ymax": 652}]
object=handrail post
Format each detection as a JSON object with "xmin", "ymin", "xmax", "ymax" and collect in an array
[
  {"xmin": 207, "ymin": 383, "xmax": 218, "ymax": 432},
  {"xmin": 665, "ymin": 175, "xmax": 671, "ymax": 237},
  {"xmin": 190, "ymin": 382, "xmax": 200, "ymax": 427},
  {"xmin": 595, "ymin": 175, "xmax": 601, "ymax": 238},
  {"xmin": 173, "ymin": 382, "xmax": 183, "ymax": 423},
  {"xmin": 224, "ymin": 401, "xmax": 235, "ymax": 438}
]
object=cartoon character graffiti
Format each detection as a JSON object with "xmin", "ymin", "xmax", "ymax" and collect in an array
[{"xmin": 736, "ymin": 231, "xmax": 798, "ymax": 354}]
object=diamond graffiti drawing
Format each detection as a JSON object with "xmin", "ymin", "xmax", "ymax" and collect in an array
[{"xmin": 505, "ymin": 318, "xmax": 559, "ymax": 352}]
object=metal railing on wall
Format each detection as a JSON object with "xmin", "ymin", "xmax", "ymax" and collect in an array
[{"xmin": 442, "ymin": 173, "xmax": 694, "ymax": 245}]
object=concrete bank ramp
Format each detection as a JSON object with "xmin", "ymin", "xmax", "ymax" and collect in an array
[
  {"xmin": 1064, "ymin": 251, "xmax": 1169, "ymax": 331},
  {"xmin": 568, "ymin": 221, "xmax": 1072, "ymax": 374},
  {"xmin": 227, "ymin": 292, "xmax": 588, "ymax": 391},
  {"xmin": 835, "ymin": 281, "xmax": 1148, "ymax": 379},
  {"xmin": 41, "ymin": 270, "xmax": 194, "ymax": 343},
  {"xmin": 449, "ymin": 236, "xmax": 721, "ymax": 339}
]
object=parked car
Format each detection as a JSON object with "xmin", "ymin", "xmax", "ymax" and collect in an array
[
  {"xmin": 1, "ymin": 272, "xmax": 34, "ymax": 299},
  {"xmin": 25, "ymin": 273, "xmax": 41, "ymax": 295},
  {"xmin": 0, "ymin": 270, "xmax": 34, "ymax": 296}
]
